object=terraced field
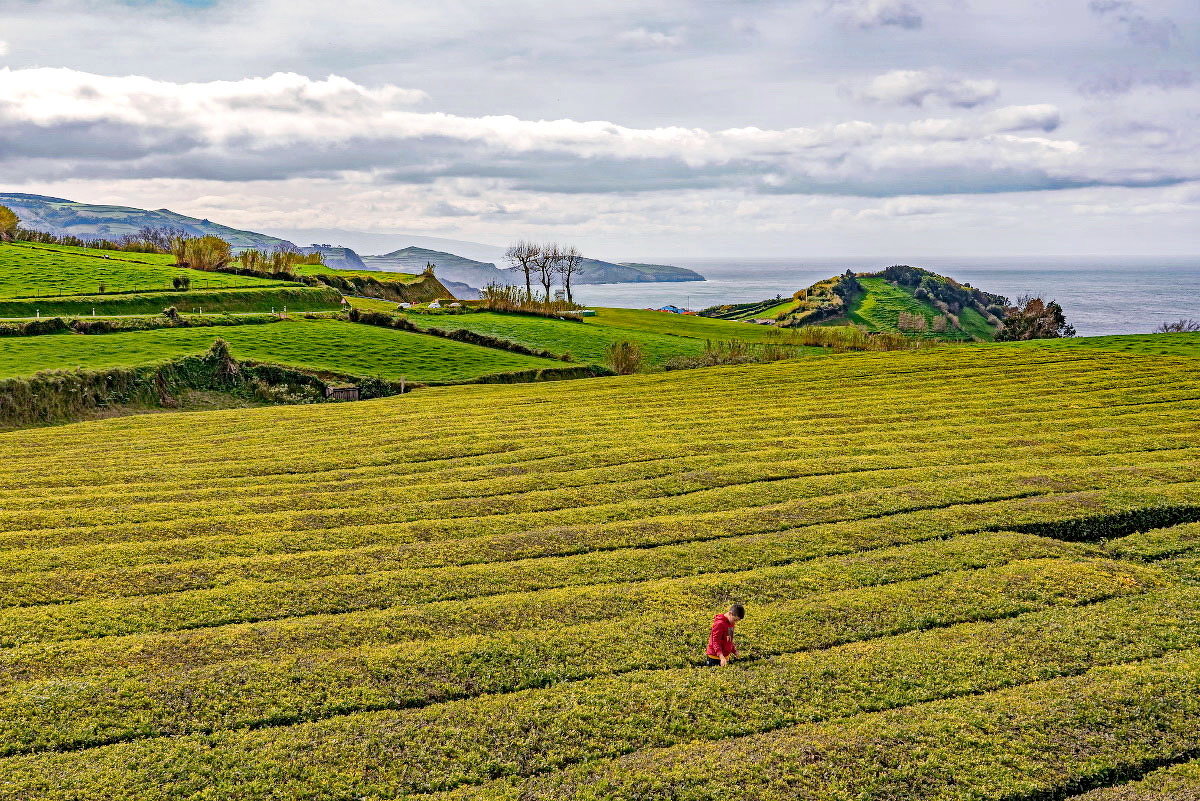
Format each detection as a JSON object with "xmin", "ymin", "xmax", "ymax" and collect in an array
[
  {"xmin": 0, "ymin": 243, "xmax": 339, "ymax": 318},
  {"xmin": 0, "ymin": 346, "xmax": 1197, "ymax": 799},
  {"xmin": 0, "ymin": 242, "xmax": 283, "ymax": 296},
  {"xmin": 411, "ymin": 307, "xmax": 801, "ymax": 365},
  {"xmin": 0, "ymin": 318, "xmax": 563, "ymax": 383}
]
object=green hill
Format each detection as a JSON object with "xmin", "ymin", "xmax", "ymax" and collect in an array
[
  {"xmin": 704, "ymin": 265, "xmax": 1007, "ymax": 341},
  {"xmin": 0, "ymin": 346, "xmax": 1195, "ymax": 798},
  {"xmin": 0, "ymin": 193, "xmax": 296, "ymax": 250},
  {"xmin": 0, "ymin": 241, "xmax": 341, "ymax": 317}
]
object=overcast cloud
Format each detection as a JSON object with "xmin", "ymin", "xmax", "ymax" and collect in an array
[{"xmin": 0, "ymin": 0, "xmax": 1196, "ymax": 257}]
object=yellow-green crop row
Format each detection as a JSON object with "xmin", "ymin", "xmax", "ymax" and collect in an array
[
  {"xmin": 0, "ymin": 531, "xmax": 1090, "ymax": 684},
  {"xmin": 0, "ymin": 555, "xmax": 1159, "ymax": 759},
  {"xmin": 1107, "ymin": 521, "xmax": 1200, "ymax": 561},
  {"xmin": 0, "ymin": 347, "xmax": 1192, "ymax": 488},
  {"xmin": 1072, "ymin": 758, "xmax": 1200, "ymax": 799},
  {"xmin": 0, "ymin": 345, "xmax": 1194, "ymax": 799},
  {"xmin": 435, "ymin": 645, "xmax": 1200, "ymax": 801}
]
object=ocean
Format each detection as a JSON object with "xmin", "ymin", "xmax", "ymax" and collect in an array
[{"xmin": 570, "ymin": 256, "xmax": 1200, "ymax": 337}]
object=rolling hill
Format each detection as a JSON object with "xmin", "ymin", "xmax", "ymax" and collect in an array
[
  {"xmin": 0, "ymin": 193, "xmax": 296, "ymax": 251},
  {"xmin": 705, "ymin": 265, "xmax": 1006, "ymax": 341},
  {"xmin": 0, "ymin": 346, "xmax": 1195, "ymax": 799}
]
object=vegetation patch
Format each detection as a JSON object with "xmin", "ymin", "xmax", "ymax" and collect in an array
[{"xmin": 0, "ymin": 285, "xmax": 342, "ymax": 318}]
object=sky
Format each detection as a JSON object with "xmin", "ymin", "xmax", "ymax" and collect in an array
[{"xmin": 0, "ymin": 0, "xmax": 1197, "ymax": 259}]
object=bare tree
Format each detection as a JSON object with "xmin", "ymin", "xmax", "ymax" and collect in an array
[
  {"xmin": 1155, "ymin": 319, "xmax": 1200, "ymax": 333},
  {"xmin": 534, "ymin": 241, "xmax": 562, "ymax": 303},
  {"xmin": 137, "ymin": 226, "xmax": 188, "ymax": 253},
  {"xmin": 504, "ymin": 240, "xmax": 539, "ymax": 300},
  {"xmin": 556, "ymin": 245, "xmax": 584, "ymax": 304}
]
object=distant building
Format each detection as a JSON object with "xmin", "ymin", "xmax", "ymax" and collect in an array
[{"xmin": 656, "ymin": 305, "xmax": 688, "ymax": 314}]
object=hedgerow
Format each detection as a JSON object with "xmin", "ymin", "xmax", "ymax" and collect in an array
[{"xmin": 0, "ymin": 285, "xmax": 342, "ymax": 317}]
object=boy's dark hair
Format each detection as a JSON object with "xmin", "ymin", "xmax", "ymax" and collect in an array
[{"xmin": 730, "ymin": 603, "xmax": 745, "ymax": 619}]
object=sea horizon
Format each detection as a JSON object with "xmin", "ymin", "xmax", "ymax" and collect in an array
[{"xmin": 572, "ymin": 255, "xmax": 1200, "ymax": 337}]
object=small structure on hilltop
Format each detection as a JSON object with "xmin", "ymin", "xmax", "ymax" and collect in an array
[{"xmin": 325, "ymin": 385, "xmax": 360, "ymax": 402}]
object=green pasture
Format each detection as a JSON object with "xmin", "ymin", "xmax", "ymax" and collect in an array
[
  {"xmin": 0, "ymin": 242, "xmax": 287, "ymax": 298},
  {"xmin": 413, "ymin": 307, "xmax": 808, "ymax": 365},
  {"xmin": 0, "ymin": 318, "xmax": 562, "ymax": 383}
]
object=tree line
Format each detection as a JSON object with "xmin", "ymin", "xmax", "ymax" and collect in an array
[{"xmin": 504, "ymin": 241, "xmax": 585, "ymax": 304}]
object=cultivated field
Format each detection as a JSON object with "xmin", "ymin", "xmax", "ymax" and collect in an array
[
  {"xmin": 0, "ymin": 346, "xmax": 1196, "ymax": 799},
  {"xmin": 0, "ymin": 318, "xmax": 564, "ymax": 383},
  {"xmin": 412, "ymin": 307, "xmax": 806, "ymax": 365},
  {"xmin": 0, "ymin": 243, "xmax": 340, "ymax": 318},
  {"xmin": 0, "ymin": 242, "xmax": 283, "ymax": 297}
]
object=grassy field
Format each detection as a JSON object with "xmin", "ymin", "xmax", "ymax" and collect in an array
[
  {"xmin": 1001, "ymin": 331, "xmax": 1200, "ymax": 357},
  {"xmin": 412, "ymin": 307, "xmax": 811, "ymax": 365},
  {"xmin": 294, "ymin": 263, "xmax": 423, "ymax": 283},
  {"xmin": 0, "ymin": 346, "xmax": 1194, "ymax": 798},
  {"xmin": 0, "ymin": 242, "xmax": 287, "ymax": 297},
  {"xmin": 0, "ymin": 318, "xmax": 563, "ymax": 383}
]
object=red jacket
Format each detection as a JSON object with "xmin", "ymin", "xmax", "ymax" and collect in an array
[{"xmin": 706, "ymin": 613, "xmax": 737, "ymax": 658}]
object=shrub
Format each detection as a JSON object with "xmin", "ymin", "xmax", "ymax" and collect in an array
[
  {"xmin": 172, "ymin": 235, "xmax": 232, "ymax": 271},
  {"xmin": 479, "ymin": 283, "xmax": 583, "ymax": 320},
  {"xmin": 664, "ymin": 339, "xmax": 805, "ymax": 370},
  {"xmin": 0, "ymin": 206, "xmax": 17, "ymax": 243},
  {"xmin": 172, "ymin": 274, "xmax": 191, "ymax": 291},
  {"xmin": 606, "ymin": 340, "xmax": 645, "ymax": 374},
  {"xmin": 998, "ymin": 295, "xmax": 1076, "ymax": 341}
]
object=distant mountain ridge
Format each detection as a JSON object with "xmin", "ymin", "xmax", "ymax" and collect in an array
[
  {"xmin": 0, "ymin": 193, "xmax": 705, "ymax": 289},
  {"xmin": 0, "ymin": 193, "xmax": 295, "ymax": 250}
]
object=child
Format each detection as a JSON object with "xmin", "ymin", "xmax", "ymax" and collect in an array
[{"xmin": 705, "ymin": 604, "xmax": 744, "ymax": 666}]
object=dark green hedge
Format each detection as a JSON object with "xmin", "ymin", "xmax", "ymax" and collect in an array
[{"xmin": 0, "ymin": 286, "xmax": 342, "ymax": 318}]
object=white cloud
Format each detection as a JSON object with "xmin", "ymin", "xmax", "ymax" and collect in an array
[
  {"xmin": 0, "ymin": 67, "xmax": 1171, "ymax": 199},
  {"xmin": 828, "ymin": 0, "xmax": 924, "ymax": 29},
  {"xmin": 857, "ymin": 69, "xmax": 1000, "ymax": 108},
  {"xmin": 616, "ymin": 27, "xmax": 683, "ymax": 48}
]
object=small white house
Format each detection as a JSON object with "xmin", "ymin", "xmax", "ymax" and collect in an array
[
  {"xmin": 428, "ymin": 300, "xmax": 442, "ymax": 309},
  {"xmin": 449, "ymin": 302, "xmax": 462, "ymax": 308},
  {"xmin": 397, "ymin": 302, "xmax": 412, "ymax": 309}
]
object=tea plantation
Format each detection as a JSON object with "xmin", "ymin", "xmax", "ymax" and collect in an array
[{"xmin": 0, "ymin": 345, "xmax": 1196, "ymax": 799}]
